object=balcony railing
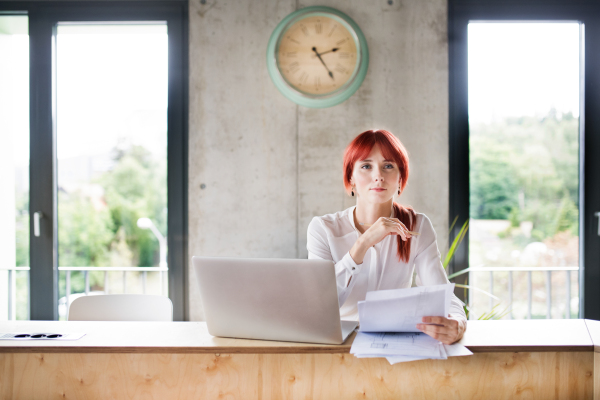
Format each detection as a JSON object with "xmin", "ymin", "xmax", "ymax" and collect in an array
[
  {"xmin": 467, "ymin": 266, "xmax": 579, "ymax": 319},
  {"xmin": 1, "ymin": 266, "xmax": 168, "ymax": 320},
  {"xmin": 2, "ymin": 265, "xmax": 579, "ymax": 320}
]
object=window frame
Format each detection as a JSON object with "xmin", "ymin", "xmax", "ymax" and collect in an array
[
  {"xmin": 448, "ymin": 0, "xmax": 600, "ymax": 319},
  {"xmin": 0, "ymin": 1, "xmax": 189, "ymax": 321}
]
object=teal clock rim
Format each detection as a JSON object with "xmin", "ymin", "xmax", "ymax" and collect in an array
[{"xmin": 266, "ymin": 6, "xmax": 369, "ymax": 108}]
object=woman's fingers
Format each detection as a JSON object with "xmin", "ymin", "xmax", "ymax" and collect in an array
[
  {"xmin": 375, "ymin": 217, "xmax": 409, "ymax": 233},
  {"xmin": 393, "ymin": 224, "xmax": 410, "ymax": 240},
  {"xmin": 417, "ymin": 316, "xmax": 460, "ymax": 343},
  {"xmin": 417, "ymin": 324, "xmax": 455, "ymax": 342},
  {"xmin": 384, "ymin": 218, "xmax": 411, "ymax": 237},
  {"xmin": 422, "ymin": 316, "xmax": 455, "ymax": 327},
  {"xmin": 386, "ymin": 217, "xmax": 409, "ymax": 230},
  {"xmin": 396, "ymin": 226, "xmax": 408, "ymax": 241},
  {"xmin": 417, "ymin": 323, "xmax": 443, "ymax": 334},
  {"xmin": 368, "ymin": 217, "xmax": 412, "ymax": 243},
  {"xmin": 383, "ymin": 222, "xmax": 408, "ymax": 240}
]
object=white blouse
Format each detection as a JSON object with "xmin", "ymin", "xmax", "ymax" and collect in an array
[{"xmin": 307, "ymin": 206, "xmax": 466, "ymax": 323}]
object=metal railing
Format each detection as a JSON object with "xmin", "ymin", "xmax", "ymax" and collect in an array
[
  {"xmin": 466, "ymin": 266, "xmax": 579, "ymax": 319},
  {"xmin": 3, "ymin": 265, "xmax": 579, "ymax": 320},
  {"xmin": 1, "ymin": 266, "xmax": 168, "ymax": 320}
]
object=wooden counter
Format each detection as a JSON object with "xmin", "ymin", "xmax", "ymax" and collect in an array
[{"xmin": 0, "ymin": 319, "xmax": 598, "ymax": 399}]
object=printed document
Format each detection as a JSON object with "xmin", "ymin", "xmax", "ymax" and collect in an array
[
  {"xmin": 351, "ymin": 283, "xmax": 472, "ymax": 364},
  {"xmin": 358, "ymin": 283, "xmax": 454, "ymax": 332}
]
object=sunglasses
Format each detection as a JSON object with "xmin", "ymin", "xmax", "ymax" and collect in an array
[{"xmin": 12, "ymin": 333, "xmax": 63, "ymax": 339}]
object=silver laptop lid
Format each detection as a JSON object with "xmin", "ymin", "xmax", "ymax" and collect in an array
[{"xmin": 193, "ymin": 256, "xmax": 355, "ymax": 345}]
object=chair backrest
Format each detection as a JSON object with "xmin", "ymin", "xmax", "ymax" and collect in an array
[{"xmin": 68, "ymin": 294, "xmax": 173, "ymax": 321}]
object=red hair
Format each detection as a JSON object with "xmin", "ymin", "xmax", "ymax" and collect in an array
[{"xmin": 343, "ymin": 129, "xmax": 416, "ymax": 263}]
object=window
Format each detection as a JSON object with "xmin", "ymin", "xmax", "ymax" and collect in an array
[
  {"xmin": 449, "ymin": 0, "xmax": 600, "ymax": 320},
  {"xmin": 467, "ymin": 22, "xmax": 581, "ymax": 319},
  {"xmin": 56, "ymin": 23, "xmax": 169, "ymax": 320},
  {"xmin": 0, "ymin": 2, "xmax": 188, "ymax": 321},
  {"xmin": 0, "ymin": 14, "xmax": 30, "ymax": 320}
]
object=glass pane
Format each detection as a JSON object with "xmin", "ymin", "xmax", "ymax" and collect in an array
[
  {"xmin": 468, "ymin": 22, "xmax": 580, "ymax": 320},
  {"xmin": 56, "ymin": 23, "xmax": 168, "ymax": 320},
  {"xmin": 0, "ymin": 15, "xmax": 30, "ymax": 321}
]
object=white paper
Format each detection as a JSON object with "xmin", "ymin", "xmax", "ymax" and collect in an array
[
  {"xmin": 350, "ymin": 331, "xmax": 442, "ymax": 358},
  {"xmin": 385, "ymin": 354, "xmax": 431, "ymax": 364},
  {"xmin": 384, "ymin": 344, "xmax": 472, "ymax": 364},
  {"xmin": 358, "ymin": 284, "xmax": 454, "ymax": 332},
  {"xmin": 351, "ymin": 283, "xmax": 473, "ymax": 365},
  {"xmin": 0, "ymin": 332, "xmax": 86, "ymax": 341}
]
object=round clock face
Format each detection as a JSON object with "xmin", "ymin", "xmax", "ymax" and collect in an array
[
  {"xmin": 267, "ymin": 6, "xmax": 369, "ymax": 108},
  {"xmin": 277, "ymin": 15, "xmax": 358, "ymax": 96}
]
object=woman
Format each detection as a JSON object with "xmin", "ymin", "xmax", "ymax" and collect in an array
[{"xmin": 307, "ymin": 129, "xmax": 466, "ymax": 345}]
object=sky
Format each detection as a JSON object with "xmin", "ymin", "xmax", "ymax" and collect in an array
[
  {"xmin": 3, "ymin": 22, "xmax": 168, "ymax": 174},
  {"xmin": 468, "ymin": 22, "xmax": 581, "ymax": 125},
  {"xmin": 56, "ymin": 23, "xmax": 168, "ymax": 161}
]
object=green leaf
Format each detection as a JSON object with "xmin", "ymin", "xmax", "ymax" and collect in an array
[
  {"xmin": 477, "ymin": 303, "xmax": 512, "ymax": 320},
  {"xmin": 442, "ymin": 219, "xmax": 469, "ymax": 270},
  {"xmin": 448, "ymin": 215, "xmax": 459, "ymax": 235}
]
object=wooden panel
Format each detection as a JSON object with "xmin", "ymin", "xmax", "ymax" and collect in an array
[
  {"xmin": 594, "ymin": 353, "xmax": 600, "ymax": 400},
  {"xmin": 0, "ymin": 320, "xmax": 595, "ymax": 354},
  {"xmin": 0, "ymin": 352, "xmax": 593, "ymax": 399},
  {"xmin": 586, "ymin": 319, "xmax": 600, "ymax": 352}
]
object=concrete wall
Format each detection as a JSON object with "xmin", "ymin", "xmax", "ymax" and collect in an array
[{"xmin": 188, "ymin": 0, "xmax": 449, "ymax": 321}]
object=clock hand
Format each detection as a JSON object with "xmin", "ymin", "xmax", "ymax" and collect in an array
[
  {"xmin": 312, "ymin": 47, "xmax": 334, "ymax": 80},
  {"xmin": 318, "ymin": 48, "xmax": 339, "ymax": 56}
]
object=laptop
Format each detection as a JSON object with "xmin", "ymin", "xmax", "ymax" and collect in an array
[{"xmin": 193, "ymin": 256, "xmax": 358, "ymax": 345}]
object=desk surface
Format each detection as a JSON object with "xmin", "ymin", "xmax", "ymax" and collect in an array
[{"xmin": 0, "ymin": 319, "xmax": 598, "ymax": 354}]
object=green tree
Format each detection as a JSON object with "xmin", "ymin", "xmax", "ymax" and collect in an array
[
  {"xmin": 56, "ymin": 145, "xmax": 166, "ymax": 297},
  {"xmin": 469, "ymin": 111, "xmax": 579, "ymax": 241},
  {"xmin": 100, "ymin": 145, "xmax": 167, "ymax": 267},
  {"xmin": 58, "ymin": 192, "xmax": 114, "ymax": 267},
  {"xmin": 15, "ymin": 192, "xmax": 29, "ymax": 267},
  {"xmin": 470, "ymin": 138, "xmax": 519, "ymax": 219}
]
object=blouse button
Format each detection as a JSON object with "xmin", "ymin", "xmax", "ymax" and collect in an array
[{"xmin": 352, "ymin": 267, "xmax": 355, "ymax": 270}]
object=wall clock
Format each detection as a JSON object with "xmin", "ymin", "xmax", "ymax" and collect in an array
[{"xmin": 267, "ymin": 6, "xmax": 369, "ymax": 108}]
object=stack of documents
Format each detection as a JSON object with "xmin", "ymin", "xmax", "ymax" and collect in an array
[{"xmin": 350, "ymin": 284, "xmax": 472, "ymax": 364}]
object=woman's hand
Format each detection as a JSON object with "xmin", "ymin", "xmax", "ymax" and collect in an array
[
  {"xmin": 362, "ymin": 217, "xmax": 411, "ymax": 247},
  {"xmin": 416, "ymin": 315, "xmax": 466, "ymax": 345},
  {"xmin": 349, "ymin": 217, "xmax": 411, "ymax": 265}
]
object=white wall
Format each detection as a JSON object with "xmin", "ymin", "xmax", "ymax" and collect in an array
[{"xmin": 188, "ymin": 0, "xmax": 449, "ymax": 320}]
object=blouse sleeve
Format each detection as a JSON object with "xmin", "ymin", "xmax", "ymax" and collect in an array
[
  {"xmin": 413, "ymin": 214, "xmax": 467, "ymax": 323},
  {"xmin": 306, "ymin": 217, "xmax": 362, "ymax": 307}
]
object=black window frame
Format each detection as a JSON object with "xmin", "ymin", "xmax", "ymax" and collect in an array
[
  {"xmin": 0, "ymin": 1, "xmax": 189, "ymax": 321},
  {"xmin": 449, "ymin": 0, "xmax": 600, "ymax": 319}
]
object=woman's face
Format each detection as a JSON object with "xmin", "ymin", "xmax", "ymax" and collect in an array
[{"xmin": 350, "ymin": 144, "xmax": 401, "ymax": 203}]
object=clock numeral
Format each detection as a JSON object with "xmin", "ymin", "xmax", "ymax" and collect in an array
[
  {"xmin": 339, "ymin": 52, "xmax": 351, "ymax": 59},
  {"xmin": 286, "ymin": 51, "xmax": 297, "ymax": 58},
  {"xmin": 328, "ymin": 25, "xmax": 338, "ymax": 37},
  {"xmin": 298, "ymin": 71, "xmax": 309, "ymax": 85},
  {"xmin": 315, "ymin": 20, "xmax": 322, "ymax": 34},
  {"xmin": 314, "ymin": 76, "xmax": 321, "ymax": 90},
  {"xmin": 286, "ymin": 35, "xmax": 300, "ymax": 44},
  {"xmin": 288, "ymin": 61, "xmax": 300, "ymax": 74},
  {"xmin": 300, "ymin": 24, "xmax": 309, "ymax": 37},
  {"xmin": 334, "ymin": 64, "xmax": 348, "ymax": 74},
  {"xmin": 336, "ymin": 37, "xmax": 349, "ymax": 45}
]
